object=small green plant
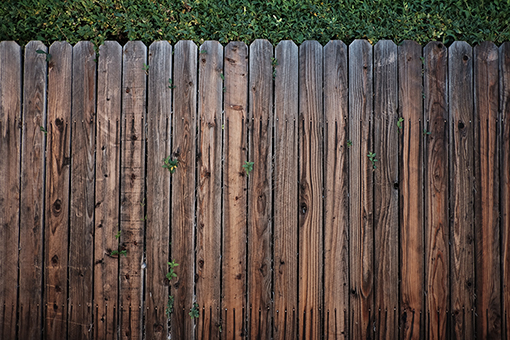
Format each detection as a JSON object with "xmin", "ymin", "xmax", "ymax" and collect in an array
[
  {"xmin": 110, "ymin": 249, "xmax": 127, "ymax": 257},
  {"xmin": 115, "ymin": 230, "xmax": 121, "ymax": 240},
  {"xmin": 397, "ymin": 117, "xmax": 404, "ymax": 130},
  {"xmin": 40, "ymin": 126, "xmax": 48, "ymax": 135},
  {"xmin": 367, "ymin": 152, "xmax": 378, "ymax": 170},
  {"xmin": 162, "ymin": 156, "xmax": 178, "ymax": 173},
  {"xmin": 420, "ymin": 56, "xmax": 425, "ymax": 64},
  {"xmin": 220, "ymin": 73, "xmax": 226, "ymax": 92},
  {"xmin": 36, "ymin": 49, "xmax": 51, "ymax": 62},
  {"xmin": 189, "ymin": 302, "xmax": 199, "ymax": 319},
  {"xmin": 200, "ymin": 49, "xmax": 208, "ymax": 54},
  {"xmin": 422, "ymin": 92, "xmax": 426, "ymax": 99},
  {"xmin": 168, "ymin": 78, "xmax": 176, "ymax": 89},
  {"xmin": 242, "ymin": 161, "xmax": 254, "ymax": 176},
  {"xmin": 143, "ymin": 63, "xmax": 149, "ymax": 75},
  {"xmin": 272, "ymin": 57, "xmax": 278, "ymax": 79},
  {"xmin": 165, "ymin": 260, "xmax": 179, "ymax": 317},
  {"xmin": 346, "ymin": 139, "xmax": 352, "ymax": 148},
  {"xmin": 423, "ymin": 128, "xmax": 431, "ymax": 135}
]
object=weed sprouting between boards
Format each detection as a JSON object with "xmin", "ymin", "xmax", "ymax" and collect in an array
[{"xmin": 165, "ymin": 259, "xmax": 179, "ymax": 317}]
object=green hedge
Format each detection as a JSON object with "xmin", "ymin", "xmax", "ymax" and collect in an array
[{"xmin": 1, "ymin": 0, "xmax": 509, "ymax": 47}]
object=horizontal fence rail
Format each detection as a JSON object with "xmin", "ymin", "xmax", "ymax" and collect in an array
[{"xmin": 0, "ymin": 39, "xmax": 509, "ymax": 339}]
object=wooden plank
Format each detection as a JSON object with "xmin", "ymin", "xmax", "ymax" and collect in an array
[
  {"xmin": 0, "ymin": 41, "xmax": 21, "ymax": 340},
  {"xmin": 95, "ymin": 41, "xmax": 122, "ymax": 340},
  {"xmin": 273, "ymin": 40, "xmax": 299, "ymax": 340},
  {"xmin": 247, "ymin": 39, "xmax": 273, "ymax": 339},
  {"xmin": 298, "ymin": 40, "xmax": 323, "ymax": 339},
  {"xmin": 222, "ymin": 41, "xmax": 248, "ymax": 340},
  {"xmin": 323, "ymin": 39, "xmax": 349, "ymax": 339},
  {"xmin": 119, "ymin": 40, "xmax": 146, "ymax": 340},
  {"xmin": 348, "ymin": 39, "xmax": 374, "ymax": 340},
  {"xmin": 449, "ymin": 41, "xmax": 475, "ymax": 340},
  {"xmin": 170, "ymin": 40, "xmax": 197, "ymax": 339},
  {"xmin": 196, "ymin": 40, "xmax": 223, "ymax": 340},
  {"xmin": 19, "ymin": 40, "xmax": 47, "ymax": 340},
  {"xmin": 373, "ymin": 40, "xmax": 399, "ymax": 339},
  {"xmin": 145, "ymin": 41, "xmax": 172, "ymax": 340},
  {"xmin": 45, "ymin": 41, "xmax": 72, "ymax": 340},
  {"xmin": 473, "ymin": 41, "xmax": 501, "ymax": 338},
  {"xmin": 398, "ymin": 40, "xmax": 424, "ymax": 340},
  {"xmin": 501, "ymin": 42, "xmax": 510, "ymax": 340},
  {"xmin": 68, "ymin": 41, "xmax": 96, "ymax": 339},
  {"xmin": 423, "ymin": 41, "xmax": 449, "ymax": 340}
]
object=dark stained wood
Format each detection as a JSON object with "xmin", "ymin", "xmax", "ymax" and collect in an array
[
  {"xmin": 348, "ymin": 39, "xmax": 374, "ymax": 340},
  {"xmin": 222, "ymin": 41, "xmax": 248, "ymax": 340},
  {"xmin": 45, "ymin": 41, "xmax": 72, "ymax": 340},
  {"xmin": 474, "ymin": 41, "xmax": 501, "ymax": 338},
  {"xmin": 119, "ymin": 41, "xmax": 146, "ymax": 340},
  {"xmin": 196, "ymin": 40, "xmax": 223, "ymax": 340},
  {"xmin": 373, "ymin": 40, "xmax": 399, "ymax": 339},
  {"xmin": 273, "ymin": 40, "xmax": 299, "ymax": 340},
  {"xmin": 247, "ymin": 39, "xmax": 273, "ymax": 340},
  {"xmin": 145, "ymin": 41, "xmax": 172, "ymax": 340},
  {"xmin": 19, "ymin": 41, "xmax": 47, "ymax": 340},
  {"xmin": 500, "ymin": 42, "xmax": 510, "ymax": 340},
  {"xmin": 449, "ymin": 41, "xmax": 475, "ymax": 340},
  {"xmin": 68, "ymin": 41, "xmax": 96, "ymax": 340},
  {"xmin": 298, "ymin": 40, "xmax": 323, "ymax": 339},
  {"xmin": 95, "ymin": 41, "xmax": 122, "ymax": 340},
  {"xmin": 170, "ymin": 40, "xmax": 197, "ymax": 339},
  {"xmin": 423, "ymin": 41, "xmax": 449, "ymax": 340},
  {"xmin": 398, "ymin": 40, "xmax": 424, "ymax": 340},
  {"xmin": 0, "ymin": 41, "xmax": 21, "ymax": 340},
  {"xmin": 323, "ymin": 40, "xmax": 349, "ymax": 339}
]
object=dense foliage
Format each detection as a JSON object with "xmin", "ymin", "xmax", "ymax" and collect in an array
[{"xmin": 1, "ymin": 0, "xmax": 509, "ymax": 47}]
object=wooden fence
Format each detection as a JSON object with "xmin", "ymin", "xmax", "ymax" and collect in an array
[{"xmin": 0, "ymin": 39, "xmax": 509, "ymax": 339}]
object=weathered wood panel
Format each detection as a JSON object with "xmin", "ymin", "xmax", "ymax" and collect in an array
[
  {"xmin": 45, "ymin": 41, "xmax": 72, "ymax": 340},
  {"xmin": 298, "ymin": 40, "xmax": 323, "ymax": 339},
  {"xmin": 273, "ymin": 40, "xmax": 299, "ymax": 340},
  {"xmin": 398, "ymin": 40, "xmax": 424, "ymax": 340},
  {"xmin": 449, "ymin": 41, "xmax": 475, "ymax": 340},
  {"xmin": 95, "ymin": 41, "xmax": 122, "ymax": 340},
  {"xmin": 349, "ymin": 39, "xmax": 374, "ymax": 340},
  {"xmin": 120, "ymin": 40, "xmax": 146, "ymax": 340},
  {"xmin": 170, "ymin": 40, "xmax": 197, "ymax": 339},
  {"xmin": 423, "ymin": 41, "xmax": 449, "ymax": 340},
  {"xmin": 145, "ymin": 40, "xmax": 172, "ymax": 340},
  {"xmin": 501, "ymin": 41, "xmax": 510, "ymax": 340},
  {"xmin": 247, "ymin": 39, "xmax": 273, "ymax": 340},
  {"xmin": 68, "ymin": 41, "xmax": 96, "ymax": 340},
  {"xmin": 373, "ymin": 40, "xmax": 399, "ymax": 339},
  {"xmin": 0, "ymin": 41, "xmax": 21, "ymax": 340},
  {"xmin": 323, "ymin": 40, "xmax": 349, "ymax": 340},
  {"xmin": 196, "ymin": 40, "xmax": 223, "ymax": 340},
  {"xmin": 473, "ymin": 41, "xmax": 501, "ymax": 339},
  {"xmin": 19, "ymin": 41, "xmax": 47, "ymax": 340},
  {"xmin": 222, "ymin": 41, "xmax": 248, "ymax": 340}
]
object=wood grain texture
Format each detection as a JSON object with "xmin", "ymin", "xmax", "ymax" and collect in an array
[
  {"xmin": 120, "ymin": 41, "xmax": 146, "ymax": 340},
  {"xmin": 473, "ymin": 41, "xmax": 501, "ymax": 339},
  {"xmin": 398, "ymin": 40, "xmax": 424, "ymax": 340},
  {"xmin": 19, "ymin": 40, "xmax": 47, "ymax": 340},
  {"xmin": 423, "ymin": 41, "xmax": 449, "ymax": 340},
  {"xmin": 95, "ymin": 41, "xmax": 122, "ymax": 340},
  {"xmin": 0, "ymin": 41, "xmax": 21, "ymax": 340},
  {"xmin": 449, "ymin": 41, "xmax": 475, "ymax": 340},
  {"xmin": 196, "ymin": 40, "xmax": 223, "ymax": 340},
  {"xmin": 45, "ymin": 41, "xmax": 72, "ymax": 340},
  {"xmin": 170, "ymin": 40, "xmax": 197, "ymax": 339},
  {"xmin": 298, "ymin": 40, "xmax": 323, "ymax": 339},
  {"xmin": 348, "ymin": 39, "xmax": 374, "ymax": 340},
  {"xmin": 273, "ymin": 40, "xmax": 299, "ymax": 340},
  {"xmin": 145, "ymin": 41, "xmax": 172, "ymax": 340},
  {"xmin": 222, "ymin": 41, "xmax": 248, "ymax": 340},
  {"xmin": 500, "ymin": 42, "xmax": 510, "ymax": 340},
  {"xmin": 373, "ymin": 40, "xmax": 399, "ymax": 339},
  {"xmin": 68, "ymin": 41, "xmax": 96, "ymax": 340},
  {"xmin": 323, "ymin": 40, "xmax": 349, "ymax": 340},
  {"xmin": 247, "ymin": 39, "xmax": 273, "ymax": 340}
]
